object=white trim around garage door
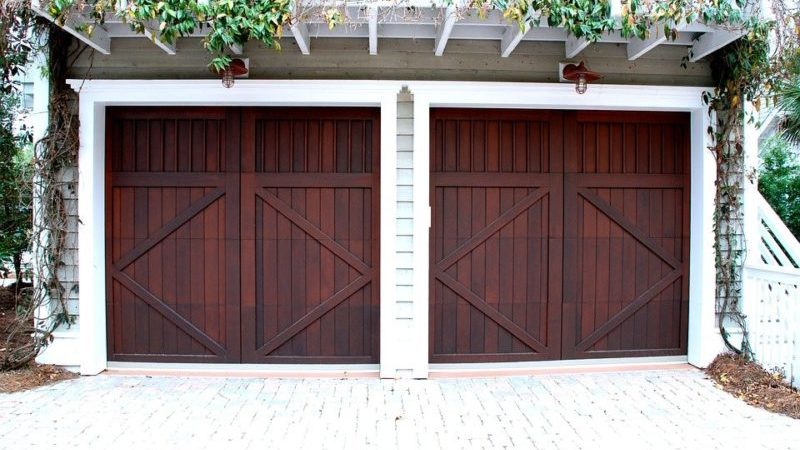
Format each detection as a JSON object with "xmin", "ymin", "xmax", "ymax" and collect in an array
[
  {"xmin": 408, "ymin": 82, "xmax": 721, "ymax": 377},
  {"xmin": 66, "ymin": 79, "xmax": 721, "ymax": 376},
  {"xmin": 68, "ymin": 79, "xmax": 401, "ymax": 375}
]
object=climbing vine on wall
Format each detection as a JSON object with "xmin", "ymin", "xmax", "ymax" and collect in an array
[
  {"xmin": 17, "ymin": 0, "xmax": 800, "ymax": 359},
  {"xmin": 0, "ymin": 0, "xmax": 82, "ymax": 369}
]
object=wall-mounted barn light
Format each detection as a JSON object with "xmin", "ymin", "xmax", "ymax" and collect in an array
[
  {"xmin": 210, "ymin": 58, "xmax": 249, "ymax": 88},
  {"xmin": 561, "ymin": 61, "xmax": 601, "ymax": 94}
]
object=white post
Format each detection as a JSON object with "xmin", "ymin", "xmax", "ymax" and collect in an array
[
  {"xmin": 687, "ymin": 108, "xmax": 723, "ymax": 367},
  {"xmin": 77, "ymin": 99, "xmax": 107, "ymax": 375},
  {"xmin": 411, "ymin": 96, "xmax": 430, "ymax": 378},
  {"xmin": 741, "ymin": 103, "xmax": 761, "ymax": 340},
  {"xmin": 742, "ymin": 103, "xmax": 762, "ymax": 267},
  {"xmin": 379, "ymin": 93, "xmax": 399, "ymax": 378}
]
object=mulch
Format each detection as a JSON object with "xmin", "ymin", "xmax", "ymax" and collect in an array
[
  {"xmin": 0, "ymin": 286, "xmax": 78, "ymax": 394},
  {"xmin": 0, "ymin": 363, "xmax": 77, "ymax": 393},
  {"xmin": 706, "ymin": 353, "xmax": 800, "ymax": 420}
]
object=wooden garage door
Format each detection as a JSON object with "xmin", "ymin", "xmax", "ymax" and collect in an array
[
  {"xmin": 430, "ymin": 109, "xmax": 689, "ymax": 362},
  {"xmin": 106, "ymin": 107, "xmax": 379, "ymax": 363}
]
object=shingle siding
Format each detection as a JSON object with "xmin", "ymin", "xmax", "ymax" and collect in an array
[{"xmin": 395, "ymin": 87, "xmax": 415, "ymax": 334}]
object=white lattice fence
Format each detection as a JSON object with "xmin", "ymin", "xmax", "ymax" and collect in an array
[{"xmin": 744, "ymin": 265, "xmax": 800, "ymax": 388}]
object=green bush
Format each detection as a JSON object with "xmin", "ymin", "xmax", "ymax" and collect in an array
[
  {"xmin": 0, "ymin": 91, "xmax": 32, "ymax": 283},
  {"xmin": 758, "ymin": 135, "xmax": 800, "ymax": 239}
]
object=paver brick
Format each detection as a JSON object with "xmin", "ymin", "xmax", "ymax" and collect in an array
[{"xmin": 0, "ymin": 368, "xmax": 797, "ymax": 449}]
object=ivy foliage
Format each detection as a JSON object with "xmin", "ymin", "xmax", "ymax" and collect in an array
[
  {"xmin": 49, "ymin": 0, "xmax": 292, "ymax": 71},
  {"xmin": 45, "ymin": 0, "xmax": 760, "ymax": 70}
]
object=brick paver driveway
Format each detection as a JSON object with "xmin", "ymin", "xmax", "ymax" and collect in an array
[{"xmin": 0, "ymin": 367, "xmax": 796, "ymax": 449}]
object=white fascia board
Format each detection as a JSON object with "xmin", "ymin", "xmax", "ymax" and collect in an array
[{"xmin": 408, "ymin": 82, "xmax": 708, "ymax": 111}]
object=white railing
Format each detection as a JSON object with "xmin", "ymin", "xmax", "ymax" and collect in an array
[
  {"xmin": 755, "ymin": 194, "xmax": 800, "ymax": 268},
  {"xmin": 743, "ymin": 194, "xmax": 800, "ymax": 388}
]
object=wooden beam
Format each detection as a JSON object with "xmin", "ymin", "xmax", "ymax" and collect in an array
[
  {"xmin": 434, "ymin": 5, "xmax": 457, "ymax": 56},
  {"xmin": 291, "ymin": 22, "xmax": 311, "ymax": 55},
  {"xmin": 368, "ymin": 6, "xmax": 378, "ymax": 55},
  {"xmin": 31, "ymin": 0, "xmax": 111, "ymax": 55},
  {"xmin": 609, "ymin": 0, "xmax": 623, "ymax": 18},
  {"xmin": 524, "ymin": 27, "xmax": 569, "ymax": 41},
  {"xmin": 689, "ymin": 30, "xmax": 743, "ymax": 62},
  {"xmin": 627, "ymin": 23, "xmax": 686, "ymax": 61},
  {"xmin": 143, "ymin": 27, "xmax": 176, "ymax": 55},
  {"xmin": 565, "ymin": 35, "xmax": 590, "ymax": 58},
  {"xmin": 500, "ymin": 24, "xmax": 527, "ymax": 58}
]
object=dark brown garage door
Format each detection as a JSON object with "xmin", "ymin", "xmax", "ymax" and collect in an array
[
  {"xmin": 106, "ymin": 107, "xmax": 380, "ymax": 363},
  {"xmin": 430, "ymin": 109, "xmax": 689, "ymax": 362}
]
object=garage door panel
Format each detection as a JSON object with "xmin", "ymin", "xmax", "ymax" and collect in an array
[
  {"xmin": 250, "ymin": 110, "xmax": 375, "ymax": 174},
  {"xmin": 241, "ymin": 108, "xmax": 380, "ymax": 364},
  {"xmin": 431, "ymin": 109, "xmax": 563, "ymax": 362},
  {"xmin": 107, "ymin": 107, "xmax": 241, "ymax": 363},
  {"xmin": 563, "ymin": 111, "xmax": 690, "ymax": 359}
]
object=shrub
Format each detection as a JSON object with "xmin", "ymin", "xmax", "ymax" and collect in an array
[{"xmin": 758, "ymin": 135, "xmax": 800, "ymax": 239}]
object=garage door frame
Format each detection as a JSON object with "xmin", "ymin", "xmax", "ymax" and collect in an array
[
  {"xmin": 71, "ymin": 80, "xmax": 400, "ymax": 375},
  {"xmin": 70, "ymin": 79, "xmax": 716, "ymax": 377},
  {"xmin": 410, "ymin": 82, "xmax": 717, "ymax": 377}
]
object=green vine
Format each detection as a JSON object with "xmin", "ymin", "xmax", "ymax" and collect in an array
[{"xmin": 50, "ymin": 0, "xmax": 292, "ymax": 71}]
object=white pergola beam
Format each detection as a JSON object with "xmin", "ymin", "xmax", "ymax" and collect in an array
[
  {"xmin": 628, "ymin": 29, "xmax": 668, "ymax": 60},
  {"xmin": 229, "ymin": 43, "xmax": 243, "ymax": 55},
  {"xmin": 689, "ymin": 30, "xmax": 743, "ymax": 62},
  {"xmin": 609, "ymin": 0, "xmax": 623, "ymax": 18},
  {"xmin": 434, "ymin": 5, "xmax": 457, "ymax": 56},
  {"xmin": 368, "ymin": 6, "xmax": 379, "ymax": 55},
  {"xmin": 31, "ymin": 0, "xmax": 111, "ymax": 55},
  {"xmin": 291, "ymin": 22, "xmax": 311, "ymax": 55},
  {"xmin": 565, "ymin": 35, "xmax": 590, "ymax": 59},
  {"xmin": 143, "ymin": 28, "xmax": 176, "ymax": 55},
  {"xmin": 500, "ymin": 24, "xmax": 527, "ymax": 58},
  {"xmin": 627, "ymin": 23, "xmax": 686, "ymax": 61}
]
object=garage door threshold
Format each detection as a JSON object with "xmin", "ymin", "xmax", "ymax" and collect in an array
[
  {"xmin": 105, "ymin": 362, "xmax": 381, "ymax": 378},
  {"xmin": 106, "ymin": 356, "xmax": 690, "ymax": 378},
  {"xmin": 429, "ymin": 356, "xmax": 692, "ymax": 378}
]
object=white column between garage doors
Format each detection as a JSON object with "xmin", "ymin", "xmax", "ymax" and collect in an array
[
  {"xmin": 69, "ymin": 80, "xmax": 400, "ymax": 375},
  {"xmin": 409, "ymin": 82, "xmax": 720, "ymax": 377}
]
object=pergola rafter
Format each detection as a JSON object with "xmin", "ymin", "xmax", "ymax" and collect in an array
[{"xmin": 33, "ymin": 0, "xmax": 745, "ymax": 62}]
